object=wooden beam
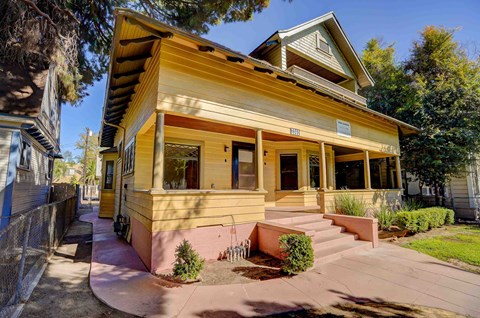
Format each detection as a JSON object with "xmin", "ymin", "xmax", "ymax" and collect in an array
[
  {"xmin": 198, "ymin": 45, "xmax": 215, "ymax": 53},
  {"xmin": 125, "ymin": 17, "xmax": 173, "ymax": 39},
  {"xmin": 296, "ymin": 83, "xmax": 315, "ymax": 92},
  {"xmin": 226, "ymin": 56, "xmax": 244, "ymax": 63},
  {"xmin": 116, "ymin": 53, "xmax": 151, "ymax": 64},
  {"xmin": 254, "ymin": 66, "xmax": 273, "ymax": 74},
  {"xmin": 110, "ymin": 80, "xmax": 139, "ymax": 91},
  {"xmin": 109, "ymin": 89, "xmax": 135, "ymax": 101},
  {"xmin": 113, "ymin": 68, "xmax": 145, "ymax": 79},
  {"xmin": 109, "ymin": 96, "xmax": 130, "ymax": 106},
  {"xmin": 119, "ymin": 35, "xmax": 158, "ymax": 47},
  {"xmin": 107, "ymin": 103, "xmax": 129, "ymax": 111}
]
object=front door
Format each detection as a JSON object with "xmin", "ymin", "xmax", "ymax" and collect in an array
[
  {"xmin": 280, "ymin": 154, "xmax": 298, "ymax": 190},
  {"xmin": 232, "ymin": 142, "xmax": 256, "ymax": 190}
]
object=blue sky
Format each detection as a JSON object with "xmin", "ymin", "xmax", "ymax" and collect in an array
[{"xmin": 60, "ymin": 0, "xmax": 480, "ymax": 157}]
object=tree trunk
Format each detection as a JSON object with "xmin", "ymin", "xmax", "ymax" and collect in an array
[
  {"xmin": 440, "ymin": 183, "xmax": 446, "ymax": 207},
  {"xmin": 434, "ymin": 183, "xmax": 440, "ymax": 206}
]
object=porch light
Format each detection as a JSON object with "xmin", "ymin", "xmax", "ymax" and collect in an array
[
  {"xmin": 224, "ymin": 145, "xmax": 230, "ymax": 153},
  {"xmin": 264, "ymin": 150, "xmax": 268, "ymax": 157}
]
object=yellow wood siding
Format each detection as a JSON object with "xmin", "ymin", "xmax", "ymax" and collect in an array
[
  {"xmin": 156, "ymin": 40, "xmax": 400, "ymax": 155},
  {"xmin": 285, "ymin": 24, "xmax": 354, "ymax": 79},
  {"xmin": 134, "ymin": 128, "xmax": 153, "ymax": 189},
  {"xmin": 12, "ymin": 137, "xmax": 49, "ymax": 214}
]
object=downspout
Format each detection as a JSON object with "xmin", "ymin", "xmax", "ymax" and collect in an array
[{"xmin": 103, "ymin": 120, "xmax": 126, "ymax": 218}]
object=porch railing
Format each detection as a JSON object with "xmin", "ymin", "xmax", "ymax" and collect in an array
[{"xmin": 0, "ymin": 196, "xmax": 77, "ymax": 318}]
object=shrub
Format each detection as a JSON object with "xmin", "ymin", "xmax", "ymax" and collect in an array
[
  {"xmin": 173, "ymin": 239, "xmax": 205, "ymax": 281},
  {"xmin": 335, "ymin": 191, "xmax": 367, "ymax": 217},
  {"xmin": 279, "ymin": 234, "xmax": 314, "ymax": 275},
  {"xmin": 396, "ymin": 207, "xmax": 455, "ymax": 233},
  {"xmin": 375, "ymin": 205, "xmax": 396, "ymax": 230}
]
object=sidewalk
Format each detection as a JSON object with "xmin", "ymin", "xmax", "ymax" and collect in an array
[{"xmin": 81, "ymin": 208, "xmax": 480, "ymax": 317}]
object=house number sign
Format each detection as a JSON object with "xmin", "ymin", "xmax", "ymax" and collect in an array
[
  {"xmin": 336, "ymin": 119, "xmax": 351, "ymax": 138},
  {"xmin": 290, "ymin": 128, "xmax": 300, "ymax": 136}
]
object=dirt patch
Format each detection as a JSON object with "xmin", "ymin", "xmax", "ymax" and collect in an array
[
  {"xmin": 380, "ymin": 226, "xmax": 454, "ymax": 245},
  {"xmin": 157, "ymin": 252, "xmax": 285, "ymax": 286},
  {"xmin": 20, "ymin": 205, "xmax": 134, "ymax": 318}
]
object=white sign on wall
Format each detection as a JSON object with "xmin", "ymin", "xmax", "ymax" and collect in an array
[
  {"xmin": 290, "ymin": 128, "xmax": 300, "ymax": 136},
  {"xmin": 336, "ymin": 119, "xmax": 351, "ymax": 138}
]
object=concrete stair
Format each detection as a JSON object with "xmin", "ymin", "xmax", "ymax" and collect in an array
[{"xmin": 268, "ymin": 213, "xmax": 372, "ymax": 265}]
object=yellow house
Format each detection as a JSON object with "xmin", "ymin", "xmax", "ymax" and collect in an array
[{"xmin": 98, "ymin": 9, "xmax": 418, "ymax": 272}]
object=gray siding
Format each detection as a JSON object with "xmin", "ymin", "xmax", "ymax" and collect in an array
[
  {"xmin": 12, "ymin": 136, "xmax": 50, "ymax": 214},
  {"xmin": 285, "ymin": 24, "xmax": 354, "ymax": 79}
]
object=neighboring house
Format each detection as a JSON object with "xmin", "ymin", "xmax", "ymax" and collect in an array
[
  {"xmin": 0, "ymin": 63, "xmax": 61, "ymax": 228},
  {"xmin": 55, "ymin": 163, "xmax": 82, "ymax": 184},
  {"xmin": 406, "ymin": 161, "xmax": 480, "ymax": 220},
  {"xmin": 98, "ymin": 9, "xmax": 418, "ymax": 272}
]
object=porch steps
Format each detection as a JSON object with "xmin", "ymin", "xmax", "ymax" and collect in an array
[{"xmin": 267, "ymin": 213, "xmax": 372, "ymax": 265}]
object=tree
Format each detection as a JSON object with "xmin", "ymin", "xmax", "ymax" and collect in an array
[
  {"xmin": 75, "ymin": 129, "xmax": 100, "ymax": 185},
  {"xmin": 362, "ymin": 28, "xmax": 480, "ymax": 205},
  {"xmin": 53, "ymin": 159, "xmax": 68, "ymax": 182},
  {"xmin": 1, "ymin": 0, "xmax": 282, "ymax": 104},
  {"xmin": 62, "ymin": 150, "xmax": 75, "ymax": 164}
]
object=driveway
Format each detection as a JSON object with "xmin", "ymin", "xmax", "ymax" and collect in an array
[{"xmin": 81, "ymin": 211, "xmax": 480, "ymax": 317}]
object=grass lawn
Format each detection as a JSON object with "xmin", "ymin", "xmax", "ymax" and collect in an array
[{"xmin": 402, "ymin": 225, "xmax": 480, "ymax": 271}]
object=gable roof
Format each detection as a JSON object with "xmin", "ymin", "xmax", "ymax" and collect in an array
[
  {"xmin": 249, "ymin": 12, "xmax": 374, "ymax": 88},
  {"xmin": 99, "ymin": 9, "xmax": 418, "ymax": 147}
]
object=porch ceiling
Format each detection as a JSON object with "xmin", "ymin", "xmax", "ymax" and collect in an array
[{"xmin": 165, "ymin": 114, "xmax": 309, "ymax": 142}]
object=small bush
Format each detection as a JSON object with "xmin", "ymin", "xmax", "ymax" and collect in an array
[
  {"xmin": 173, "ymin": 239, "xmax": 205, "ymax": 281},
  {"xmin": 335, "ymin": 191, "xmax": 367, "ymax": 217},
  {"xmin": 396, "ymin": 207, "xmax": 455, "ymax": 234},
  {"xmin": 375, "ymin": 205, "xmax": 396, "ymax": 230},
  {"xmin": 279, "ymin": 234, "xmax": 314, "ymax": 275}
]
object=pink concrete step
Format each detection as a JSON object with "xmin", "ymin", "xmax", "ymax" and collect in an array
[
  {"xmin": 291, "ymin": 219, "xmax": 333, "ymax": 230},
  {"xmin": 315, "ymin": 240, "xmax": 372, "ymax": 265},
  {"xmin": 311, "ymin": 225, "xmax": 346, "ymax": 238},
  {"xmin": 313, "ymin": 232, "xmax": 358, "ymax": 251}
]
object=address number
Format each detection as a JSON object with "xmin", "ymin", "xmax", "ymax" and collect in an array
[{"xmin": 290, "ymin": 128, "xmax": 300, "ymax": 136}]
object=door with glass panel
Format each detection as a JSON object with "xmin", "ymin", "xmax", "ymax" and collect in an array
[{"xmin": 232, "ymin": 142, "xmax": 256, "ymax": 190}]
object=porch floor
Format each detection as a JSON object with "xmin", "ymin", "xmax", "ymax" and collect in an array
[{"xmin": 265, "ymin": 205, "xmax": 321, "ymax": 220}]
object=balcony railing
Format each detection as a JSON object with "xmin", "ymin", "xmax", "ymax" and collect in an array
[{"xmin": 287, "ymin": 65, "xmax": 367, "ymax": 106}]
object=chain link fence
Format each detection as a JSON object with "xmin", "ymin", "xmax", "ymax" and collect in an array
[{"xmin": 0, "ymin": 196, "xmax": 77, "ymax": 318}]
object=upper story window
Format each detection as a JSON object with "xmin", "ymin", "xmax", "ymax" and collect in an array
[
  {"xmin": 104, "ymin": 160, "xmax": 114, "ymax": 189},
  {"xmin": 18, "ymin": 136, "xmax": 32, "ymax": 170},
  {"xmin": 316, "ymin": 34, "xmax": 330, "ymax": 55}
]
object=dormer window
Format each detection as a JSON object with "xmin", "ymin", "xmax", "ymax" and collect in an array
[{"xmin": 316, "ymin": 34, "xmax": 330, "ymax": 54}]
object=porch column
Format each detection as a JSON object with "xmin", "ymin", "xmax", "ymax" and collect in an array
[
  {"xmin": 152, "ymin": 111, "xmax": 165, "ymax": 190},
  {"xmin": 255, "ymin": 129, "xmax": 264, "ymax": 191},
  {"xmin": 395, "ymin": 156, "xmax": 403, "ymax": 189},
  {"xmin": 319, "ymin": 142, "xmax": 327, "ymax": 191},
  {"xmin": 364, "ymin": 150, "xmax": 372, "ymax": 189}
]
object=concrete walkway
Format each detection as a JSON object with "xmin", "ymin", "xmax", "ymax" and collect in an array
[{"xmin": 80, "ymin": 210, "xmax": 480, "ymax": 317}]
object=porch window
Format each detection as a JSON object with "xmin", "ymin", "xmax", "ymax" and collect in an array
[
  {"xmin": 309, "ymin": 155, "xmax": 320, "ymax": 189},
  {"xmin": 280, "ymin": 154, "xmax": 298, "ymax": 190},
  {"xmin": 104, "ymin": 160, "xmax": 114, "ymax": 189},
  {"xmin": 164, "ymin": 143, "xmax": 200, "ymax": 189}
]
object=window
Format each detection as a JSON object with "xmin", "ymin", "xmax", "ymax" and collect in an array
[
  {"xmin": 280, "ymin": 154, "xmax": 298, "ymax": 190},
  {"xmin": 104, "ymin": 160, "xmax": 114, "ymax": 189},
  {"xmin": 18, "ymin": 136, "xmax": 32, "ymax": 170},
  {"xmin": 316, "ymin": 34, "xmax": 330, "ymax": 54},
  {"xmin": 68, "ymin": 168, "xmax": 75, "ymax": 176},
  {"xmin": 122, "ymin": 139, "xmax": 135, "ymax": 175},
  {"xmin": 309, "ymin": 155, "xmax": 320, "ymax": 189},
  {"xmin": 164, "ymin": 143, "xmax": 200, "ymax": 190},
  {"xmin": 46, "ymin": 157, "xmax": 53, "ymax": 180}
]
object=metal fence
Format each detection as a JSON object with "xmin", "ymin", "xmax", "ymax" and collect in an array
[{"xmin": 0, "ymin": 196, "xmax": 77, "ymax": 318}]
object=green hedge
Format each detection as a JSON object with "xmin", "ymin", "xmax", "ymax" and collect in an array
[{"xmin": 396, "ymin": 207, "xmax": 455, "ymax": 233}]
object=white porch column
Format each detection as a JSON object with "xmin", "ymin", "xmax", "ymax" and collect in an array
[
  {"xmin": 395, "ymin": 156, "xmax": 403, "ymax": 189},
  {"xmin": 255, "ymin": 129, "xmax": 264, "ymax": 191},
  {"xmin": 319, "ymin": 142, "xmax": 328, "ymax": 191},
  {"xmin": 152, "ymin": 111, "xmax": 165, "ymax": 190},
  {"xmin": 364, "ymin": 150, "xmax": 372, "ymax": 189}
]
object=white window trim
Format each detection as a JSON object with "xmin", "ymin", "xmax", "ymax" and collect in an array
[{"xmin": 17, "ymin": 135, "xmax": 32, "ymax": 171}]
